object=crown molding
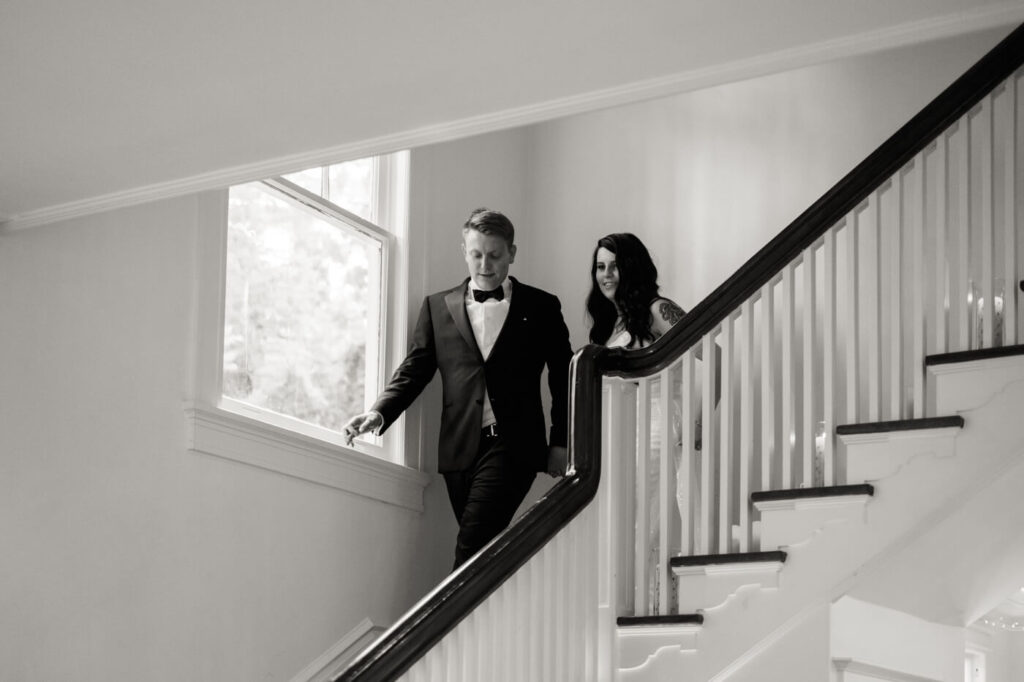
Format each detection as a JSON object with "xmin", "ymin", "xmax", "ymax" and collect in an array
[{"xmin": 3, "ymin": 2, "xmax": 1023, "ymax": 233}]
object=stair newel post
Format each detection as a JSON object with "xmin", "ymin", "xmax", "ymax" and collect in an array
[
  {"xmin": 823, "ymin": 229, "xmax": 837, "ymax": 486},
  {"xmin": 739, "ymin": 299, "xmax": 755, "ymax": 550},
  {"xmin": 599, "ymin": 377, "xmax": 638, "ymax": 674},
  {"xmin": 634, "ymin": 377, "xmax": 651, "ymax": 614},
  {"xmin": 1002, "ymin": 75, "xmax": 1018, "ymax": 346},
  {"xmin": 801, "ymin": 245, "xmax": 817, "ymax": 487},
  {"xmin": 911, "ymin": 151, "xmax": 927, "ymax": 417},
  {"xmin": 719, "ymin": 314, "xmax": 735, "ymax": 552}
]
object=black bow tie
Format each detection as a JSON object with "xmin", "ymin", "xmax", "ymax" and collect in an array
[{"xmin": 472, "ymin": 287, "xmax": 504, "ymax": 303}]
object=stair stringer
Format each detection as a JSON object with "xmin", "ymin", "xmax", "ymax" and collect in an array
[{"xmin": 630, "ymin": 374, "xmax": 1024, "ymax": 682}]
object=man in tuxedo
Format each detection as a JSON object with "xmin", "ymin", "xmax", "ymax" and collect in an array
[{"xmin": 342, "ymin": 208, "xmax": 572, "ymax": 568}]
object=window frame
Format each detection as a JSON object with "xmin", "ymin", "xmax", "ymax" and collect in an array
[{"xmin": 185, "ymin": 151, "xmax": 428, "ymax": 511}]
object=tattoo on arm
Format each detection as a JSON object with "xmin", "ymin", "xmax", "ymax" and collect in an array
[{"xmin": 658, "ymin": 300, "xmax": 685, "ymax": 325}]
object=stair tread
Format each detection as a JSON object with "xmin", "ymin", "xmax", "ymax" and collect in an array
[
  {"xmin": 925, "ymin": 344, "xmax": 1024, "ymax": 366},
  {"xmin": 751, "ymin": 483, "xmax": 874, "ymax": 503},
  {"xmin": 617, "ymin": 614, "xmax": 704, "ymax": 627},
  {"xmin": 836, "ymin": 415, "xmax": 963, "ymax": 436},
  {"xmin": 670, "ymin": 550, "xmax": 786, "ymax": 567}
]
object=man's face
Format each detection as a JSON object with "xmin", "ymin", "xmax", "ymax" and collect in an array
[{"xmin": 462, "ymin": 229, "xmax": 516, "ymax": 291}]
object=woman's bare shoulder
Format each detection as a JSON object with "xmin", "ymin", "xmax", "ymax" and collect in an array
[
  {"xmin": 648, "ymin": 297, "xmax": 685, "ymax": 338},
  {"xmin": 650, "ymin": 297, "xmax": 685, "ymax": 326}
]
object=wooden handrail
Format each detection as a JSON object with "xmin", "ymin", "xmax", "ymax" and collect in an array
[
  {"xmin": 604, "ymin": 21, "xmax": 1024, "ymax": 379},
  {"xmin": 334, "ymin": 345, "xmax": 605, "ymax": 682}
]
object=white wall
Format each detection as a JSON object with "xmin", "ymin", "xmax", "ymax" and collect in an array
[
  {"xmin": 832, "ymin": 597, "xmax": 965, "ymax": 681},
  {"xmin": 0, "ymin": 198, "xmax": 453, "ymax": 681},
  {"xmin": 726, "ymin": 605, "xmax": 832, "ymax": 681},
  {"xmin": 513, "ymin": 28, "xmax": 1006, "ymax": 348},
  {"xmin": 967, "ymin": 625, "xmax": 1024, "ymax": 682}
]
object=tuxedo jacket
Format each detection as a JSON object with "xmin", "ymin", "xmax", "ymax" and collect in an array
[{"xmin": 371, "ymin": 277, "xmax": 572, "ymax": 473}]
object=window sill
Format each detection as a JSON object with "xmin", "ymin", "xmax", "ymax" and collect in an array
[{"xmin": 184, "ymin": 402, "xmax": 431, "ymax": 511}]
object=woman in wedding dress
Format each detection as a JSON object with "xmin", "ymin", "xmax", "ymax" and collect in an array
[{"xmin": 585, "ymin": 232, "xmax": 690, "ymax": 613}]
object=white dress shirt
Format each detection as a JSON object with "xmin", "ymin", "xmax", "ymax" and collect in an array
[{"xmin": 466, "ymin": 278, "xmax": 512, "ymax": 428}]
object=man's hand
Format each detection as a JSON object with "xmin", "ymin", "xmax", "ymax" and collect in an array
[
  {"xmin": 342, "ymin": 411, "xmax": 384, "ymax": 447},
  {"xmin": 546, "ymin": 446, "xmax": 568, "ymax": 477}
]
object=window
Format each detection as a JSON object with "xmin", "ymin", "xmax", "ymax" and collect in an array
[
  {"xmin": 187, "ymin": 151, "xmax": 429, "ymax": 510},
  {"xmin": 222, "ymin": 171, "xmax": 387, "ymax": 440}
]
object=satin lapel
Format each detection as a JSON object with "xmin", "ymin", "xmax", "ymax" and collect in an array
[
  {"xmin": 488, "ymin": 277, "xmax": 524, "ymax": 363},
  {"xmin": 445, "ymin": 282, "xmax": 482, "ymax": 360}
]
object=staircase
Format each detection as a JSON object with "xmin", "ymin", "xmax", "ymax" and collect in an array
[
  {"xmin": 336, "ymin": 24, "xmax": 1024, "ymax": 682},
  {"xmin": 614, "ymin": 346, "xmax": 1024, "ymax": 681}
]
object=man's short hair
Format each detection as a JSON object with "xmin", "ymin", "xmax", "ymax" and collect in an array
[{"xmin": 463, "ymin": 208, "xmax": 515, "ymax": 247}]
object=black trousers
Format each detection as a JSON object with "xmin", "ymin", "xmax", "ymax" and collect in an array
[{"xmin": 443, "ymin": 431, "xmax": 537, "ymax": 569}]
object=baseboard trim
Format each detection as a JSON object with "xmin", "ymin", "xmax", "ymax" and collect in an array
[{"xmin": 288, "ymin": 618, "xmax": 383, "ymax": 682}]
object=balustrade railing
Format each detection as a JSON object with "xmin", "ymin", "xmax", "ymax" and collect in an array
[
  {"xmin": 336, "ymin": 25, "xmax": 1024, "ymax": 679},
  {"xmin": 616, "ymin": 64, "xmax": 1023, "ymax": 616}
]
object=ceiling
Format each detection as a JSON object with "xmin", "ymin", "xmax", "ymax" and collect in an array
[{"xmin": 2, "ymin": 0, "xmax": 1023, "ymax": 228}]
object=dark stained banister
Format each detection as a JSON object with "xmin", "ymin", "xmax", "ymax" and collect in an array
[{"xmin": 333, "ymin": 21, "xmax": 1024, "ymax": 682}]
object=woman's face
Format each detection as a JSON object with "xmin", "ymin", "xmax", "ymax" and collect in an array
[{"xmin": 594, "ymin": 246, "xmax": 619, "ymax": 302}]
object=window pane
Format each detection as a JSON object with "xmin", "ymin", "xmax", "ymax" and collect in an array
[
  {"xmin": 223, "ymin": 182, "xmax": 382, "ymax": 432},
  {"xmin": 328, "ymin": 158, "xmax": 375, "ymax": 223}
]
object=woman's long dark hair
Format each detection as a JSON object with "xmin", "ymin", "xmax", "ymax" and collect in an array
[{"xmin": 586, "ymin": 233, "xmax": 660, "ymax": 347}]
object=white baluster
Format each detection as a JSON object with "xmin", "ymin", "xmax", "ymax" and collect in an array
[
  {"xmin": 956, "ymin": 117, "xmax": 971, "ymax": 351},
  {"xmin": 739, "ymin": 299, "xmax": 754, "ymax": 549},
  {"xmin": 823, "ymin": 229, "xmax": 837, "ymax": 485},
  {"xmin": 889, "ymin": 171, "xmax": 904, "ymax": 420},
  {"xmin": 982, "ymin": 95, "xmax": 995, "ymax": 348},
  {"xmin": 911, "ymin": 152, "xmax": 927, "ymax": 417},
  {"xmin": 658, "ymin": 367, "xmax": 673, "ymax": 615},
  {"xmin": 635, "ymin": 378, "xmax": 650, "ymax": 614},
  {"xmin": 867, "ymin": 192, "xmax": 882, "ymax": 422},
  {"xmin": 719, "ymin": 315, "xmax": 734, "ymax": 552},
  {"xmin": 802, "ymin": 246, "xmax": 816, "ymax": 486},
  {"xmin": 444, "ymin": 627, "xmax": 458, "ymax": 681},
  {"xmin": 934, "ymin": 133, "xmax": 949, "ymax": 355},
  {"xmin": 1005, "ymin": 76, "xmax": 1019, "ymax": 346},
  {"xmin": 514, "ymin": 565, "xmax": 528, "ymax": 681},
  {"xmin": 680, "ymin": 351, "xmax": 694, "ymax": 557},
  {"xmin": 760, "ymin": 280, "xmax": 776, "ymax": 491},
  {"xmin": 782, "ymin": 263, "xmax": 796, "ymax": 486},
  {"xmin": 845, "ymin": 212, "xmax": 860, "ymax": 424},
  {"xmin": 465, "ymin": 602, "xmax": 479, "ymax": 681},
  {"xmin": 430, "ymin": 632, "xmax": 444, "ymax": 682},
  {"xmin": 701, "ymin": 334, "xmax": 716, "ymax": 554}
]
